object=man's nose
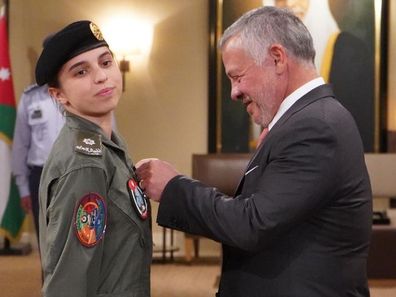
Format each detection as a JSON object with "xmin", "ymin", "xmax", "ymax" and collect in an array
[{"xmin": 231, "ymin": 85, "xmax": 242, "ymax": 101}]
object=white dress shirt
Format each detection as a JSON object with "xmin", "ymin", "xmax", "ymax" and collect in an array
[{"xmin": 268, "ymin": 77, "xmax": 325, "ymax": 130}]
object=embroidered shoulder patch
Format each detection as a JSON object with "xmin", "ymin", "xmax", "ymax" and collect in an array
[
  {"xmin": 75, "ymin": 131, "xmax": 102, "ymax": 156},
  {"xmin": 74, "ymin": 192, "xmax": 107, "ymax": 247}
]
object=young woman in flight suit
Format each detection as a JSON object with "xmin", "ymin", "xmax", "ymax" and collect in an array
[{"xmin": 35, "ymin": 20, "xmax": 152, "ymax": 297}]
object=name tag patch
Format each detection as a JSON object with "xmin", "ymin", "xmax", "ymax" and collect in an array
[
  {"xmin": 75, "ymin": 131, "xmax": 102, "ymax": 156},
  {"xmin": 74, "ymin": 192, "xmax": 107, "ymax": 247}
]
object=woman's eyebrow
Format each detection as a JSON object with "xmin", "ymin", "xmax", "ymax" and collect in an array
[
  {"xmin": 67, "ymin": 61, "xmax": 87, "ymax": 72},
  {"xmin": 67, "ymin": 49, "xmax": 112, "ymax": 72}
]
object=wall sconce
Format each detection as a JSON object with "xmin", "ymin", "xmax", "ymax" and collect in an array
[
  {"xmin": 101, "ymin": 16, "xmax": 153, "ymax": 92},
  {"xmin": 118, "ymin": 58, "xmax": 130, "ymax": 92}
]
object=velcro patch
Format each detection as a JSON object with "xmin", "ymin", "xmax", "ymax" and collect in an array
[
  {"xmin": 74, "ymin": 192, "xmax": 107, "ymax": 247},
  {"xmin": 127, "ymin": 178, "xmax": 149, "ymax": 220},
  {"xmin": 75, "ymin": 131, "xmax": 102, "ymax": 156}
]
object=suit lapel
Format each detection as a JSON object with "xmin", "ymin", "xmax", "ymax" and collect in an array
[
  {"xmin": 234, "ymin": 84, "xmax": 335, "ymax": 196},
  {"xmin": 271, "ymin": 84, "xmax": 335, "ymax": 131}
]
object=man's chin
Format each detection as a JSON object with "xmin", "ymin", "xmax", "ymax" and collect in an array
[
  {"xmin": 250, "ymin": 117, "xmax": 263, "ymax": 126},
  {"xmin": 247, "ymin": 111, "xmax": 260, "ymax": 124}
]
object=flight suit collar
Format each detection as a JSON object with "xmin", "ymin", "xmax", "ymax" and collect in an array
[
  {"xmin": 66, "ymin": 111, "xmax": 104, "ymax": 133},
  {"xmin": 65, "ymin": 112, "xmax": 125, "ymax": 151}
]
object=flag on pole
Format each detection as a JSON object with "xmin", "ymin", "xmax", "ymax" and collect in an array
[{"xmin": 0, "ymin": 3, "xmax": 25, "ymax": 242}]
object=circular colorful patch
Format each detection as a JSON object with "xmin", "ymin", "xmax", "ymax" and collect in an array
[
  {"xmin": 74, "ymin": 192, "xmax": 107, "ymax": 247},
  {"xmin": 127, "ymin": 178, "xmax": 149, "ymax": 220}
]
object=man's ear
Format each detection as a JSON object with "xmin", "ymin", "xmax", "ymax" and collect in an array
[
  {"xmin": 48, "ymin": 87, "xmax": 68, "ymax": 105},
  {"xmin": 269, "ymin": 44, "xmax": 287, "ymax": 74}
]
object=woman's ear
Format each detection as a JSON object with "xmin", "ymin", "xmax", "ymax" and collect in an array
[
  {"xmin": 269, "ymin": 44, "xmax": 287, "ymax": 74},
  {"xmin": 48, "ymin": 87, "xmax": 68, "ymax": 105}
]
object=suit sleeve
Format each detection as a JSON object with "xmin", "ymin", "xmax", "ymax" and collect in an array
[
  {"xmin": 157, "ymin": 118, "xmax": 338, "ymax": 252},
  {"xmin": 42, "ymin": 165, "xmax": 107, "ymax": 297}
]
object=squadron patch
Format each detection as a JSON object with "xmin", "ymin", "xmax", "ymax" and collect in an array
[
  {"xmin": 127, "ymin": 178, "xmax": 149, "ymax": 220},
  {"xmin": 74, "ymin": 192, "xmax": 107, "ymax": 247}
]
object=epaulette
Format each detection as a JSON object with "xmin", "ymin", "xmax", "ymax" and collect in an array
[
  {"xmin": 23, "ymin": 84, "xmax": 40, "ymax": 94},
  {"xmin": 74, "ymin": 130, "xmax": 102, "ymax": 156}
]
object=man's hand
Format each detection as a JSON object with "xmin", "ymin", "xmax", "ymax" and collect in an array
[
  {"xmin": 20, "ymin": 195, "xmax": 32, "ymax": 213},
  {"xmin": 135, "ymin": 158, "xmax": 179, "ymax": 202}
]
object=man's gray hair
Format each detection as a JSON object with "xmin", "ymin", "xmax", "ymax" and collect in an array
[{"xmin": 219, "ymin": 6, "xmax": 315, "ymax": 65}]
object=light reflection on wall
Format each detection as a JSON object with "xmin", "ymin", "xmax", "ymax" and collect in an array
[{"xmin": 100, "ymin": 15, "xmax": 154, "ymax": 61}]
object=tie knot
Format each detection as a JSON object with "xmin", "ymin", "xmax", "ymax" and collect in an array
[{"xmin": 256, "ymin": 127, "xmax": 269, "ymax": 149}]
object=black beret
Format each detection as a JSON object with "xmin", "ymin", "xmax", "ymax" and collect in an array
[{"xmin": 35, "ymin": 20, "xmax": 109, "ymax": 86}]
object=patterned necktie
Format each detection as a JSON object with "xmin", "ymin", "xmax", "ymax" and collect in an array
[{"xmin": 256, "ymin": 127, "xmax": 269, "ymax": 149}]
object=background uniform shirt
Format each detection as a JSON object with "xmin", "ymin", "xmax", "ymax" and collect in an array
[{"xmin": 11, "ymin": 84, "xmax": 64, "ymax": 197}]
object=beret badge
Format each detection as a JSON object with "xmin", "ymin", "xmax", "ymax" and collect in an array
[
  {"xmin": 35, "ymin": 20, "xmax": 109, "ymax": 86},
  {"xmin": 89, "ymin": 22, "xmax": 104, "ymax": 41}
]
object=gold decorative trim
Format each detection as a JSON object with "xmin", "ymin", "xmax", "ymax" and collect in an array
[
  {"xmin": 216, "ymin": 0, "xmax": 223, "ymax": 153},
  {"xmin": 374, "ymin": 0, "xmax": 383, "ymax": 153}
]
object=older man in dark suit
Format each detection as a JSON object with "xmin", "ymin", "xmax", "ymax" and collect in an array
[{"xmin": 137, "ymin": 6, "xmax": 372, "ymax": 297}]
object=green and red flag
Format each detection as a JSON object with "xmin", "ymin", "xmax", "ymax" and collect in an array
[{"xmin": 0, "ymin": 3, "xmax": 25, "ymax": 242}]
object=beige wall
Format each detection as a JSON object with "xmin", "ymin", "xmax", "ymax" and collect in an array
[
  {"xmin": 388, "ymin": 0, "xmax": 396, "ymax": 130},
  {"xmin": 9, "ymin": 0, "xmax": 214, "ymax": 256}
]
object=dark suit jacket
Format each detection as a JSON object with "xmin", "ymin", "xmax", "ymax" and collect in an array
[{"xmin": 157, "ymin": 85, "xmax": 372, "ymax": 297}]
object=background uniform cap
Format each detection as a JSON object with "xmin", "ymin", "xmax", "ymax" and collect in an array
[{"xmin": 35, "ymin": 20, "xmax": 108, "ymax": 86}]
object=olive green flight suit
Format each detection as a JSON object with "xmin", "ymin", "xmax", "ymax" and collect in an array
[{"xmin": 39, "ymin": 113, "xmax": 152, "ymax": 297}]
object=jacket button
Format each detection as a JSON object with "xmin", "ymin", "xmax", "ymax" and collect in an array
[{"xmin": 139, "ymin": 237, "xmax": 145, "ymax": 247}]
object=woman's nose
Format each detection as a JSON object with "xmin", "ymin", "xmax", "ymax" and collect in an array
[{"xmin": 94, "ymin": 67, "xmax": 108, "ymax": 83}]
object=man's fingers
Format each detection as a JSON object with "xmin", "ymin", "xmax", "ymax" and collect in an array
[
  {"xmin": 135, "ymin": 158, "xmax": 157, "ymax": 180},
  {"xmin": 135, "ymin": 158, "xmax": 158, "ymax": 169},
  {"xmin": 136, "ymin": 167, "xmax": 152, "ymax": 181},
  {"xmin": 139, "ymin": 179, "xmax": 145, "ymax": 190}
]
